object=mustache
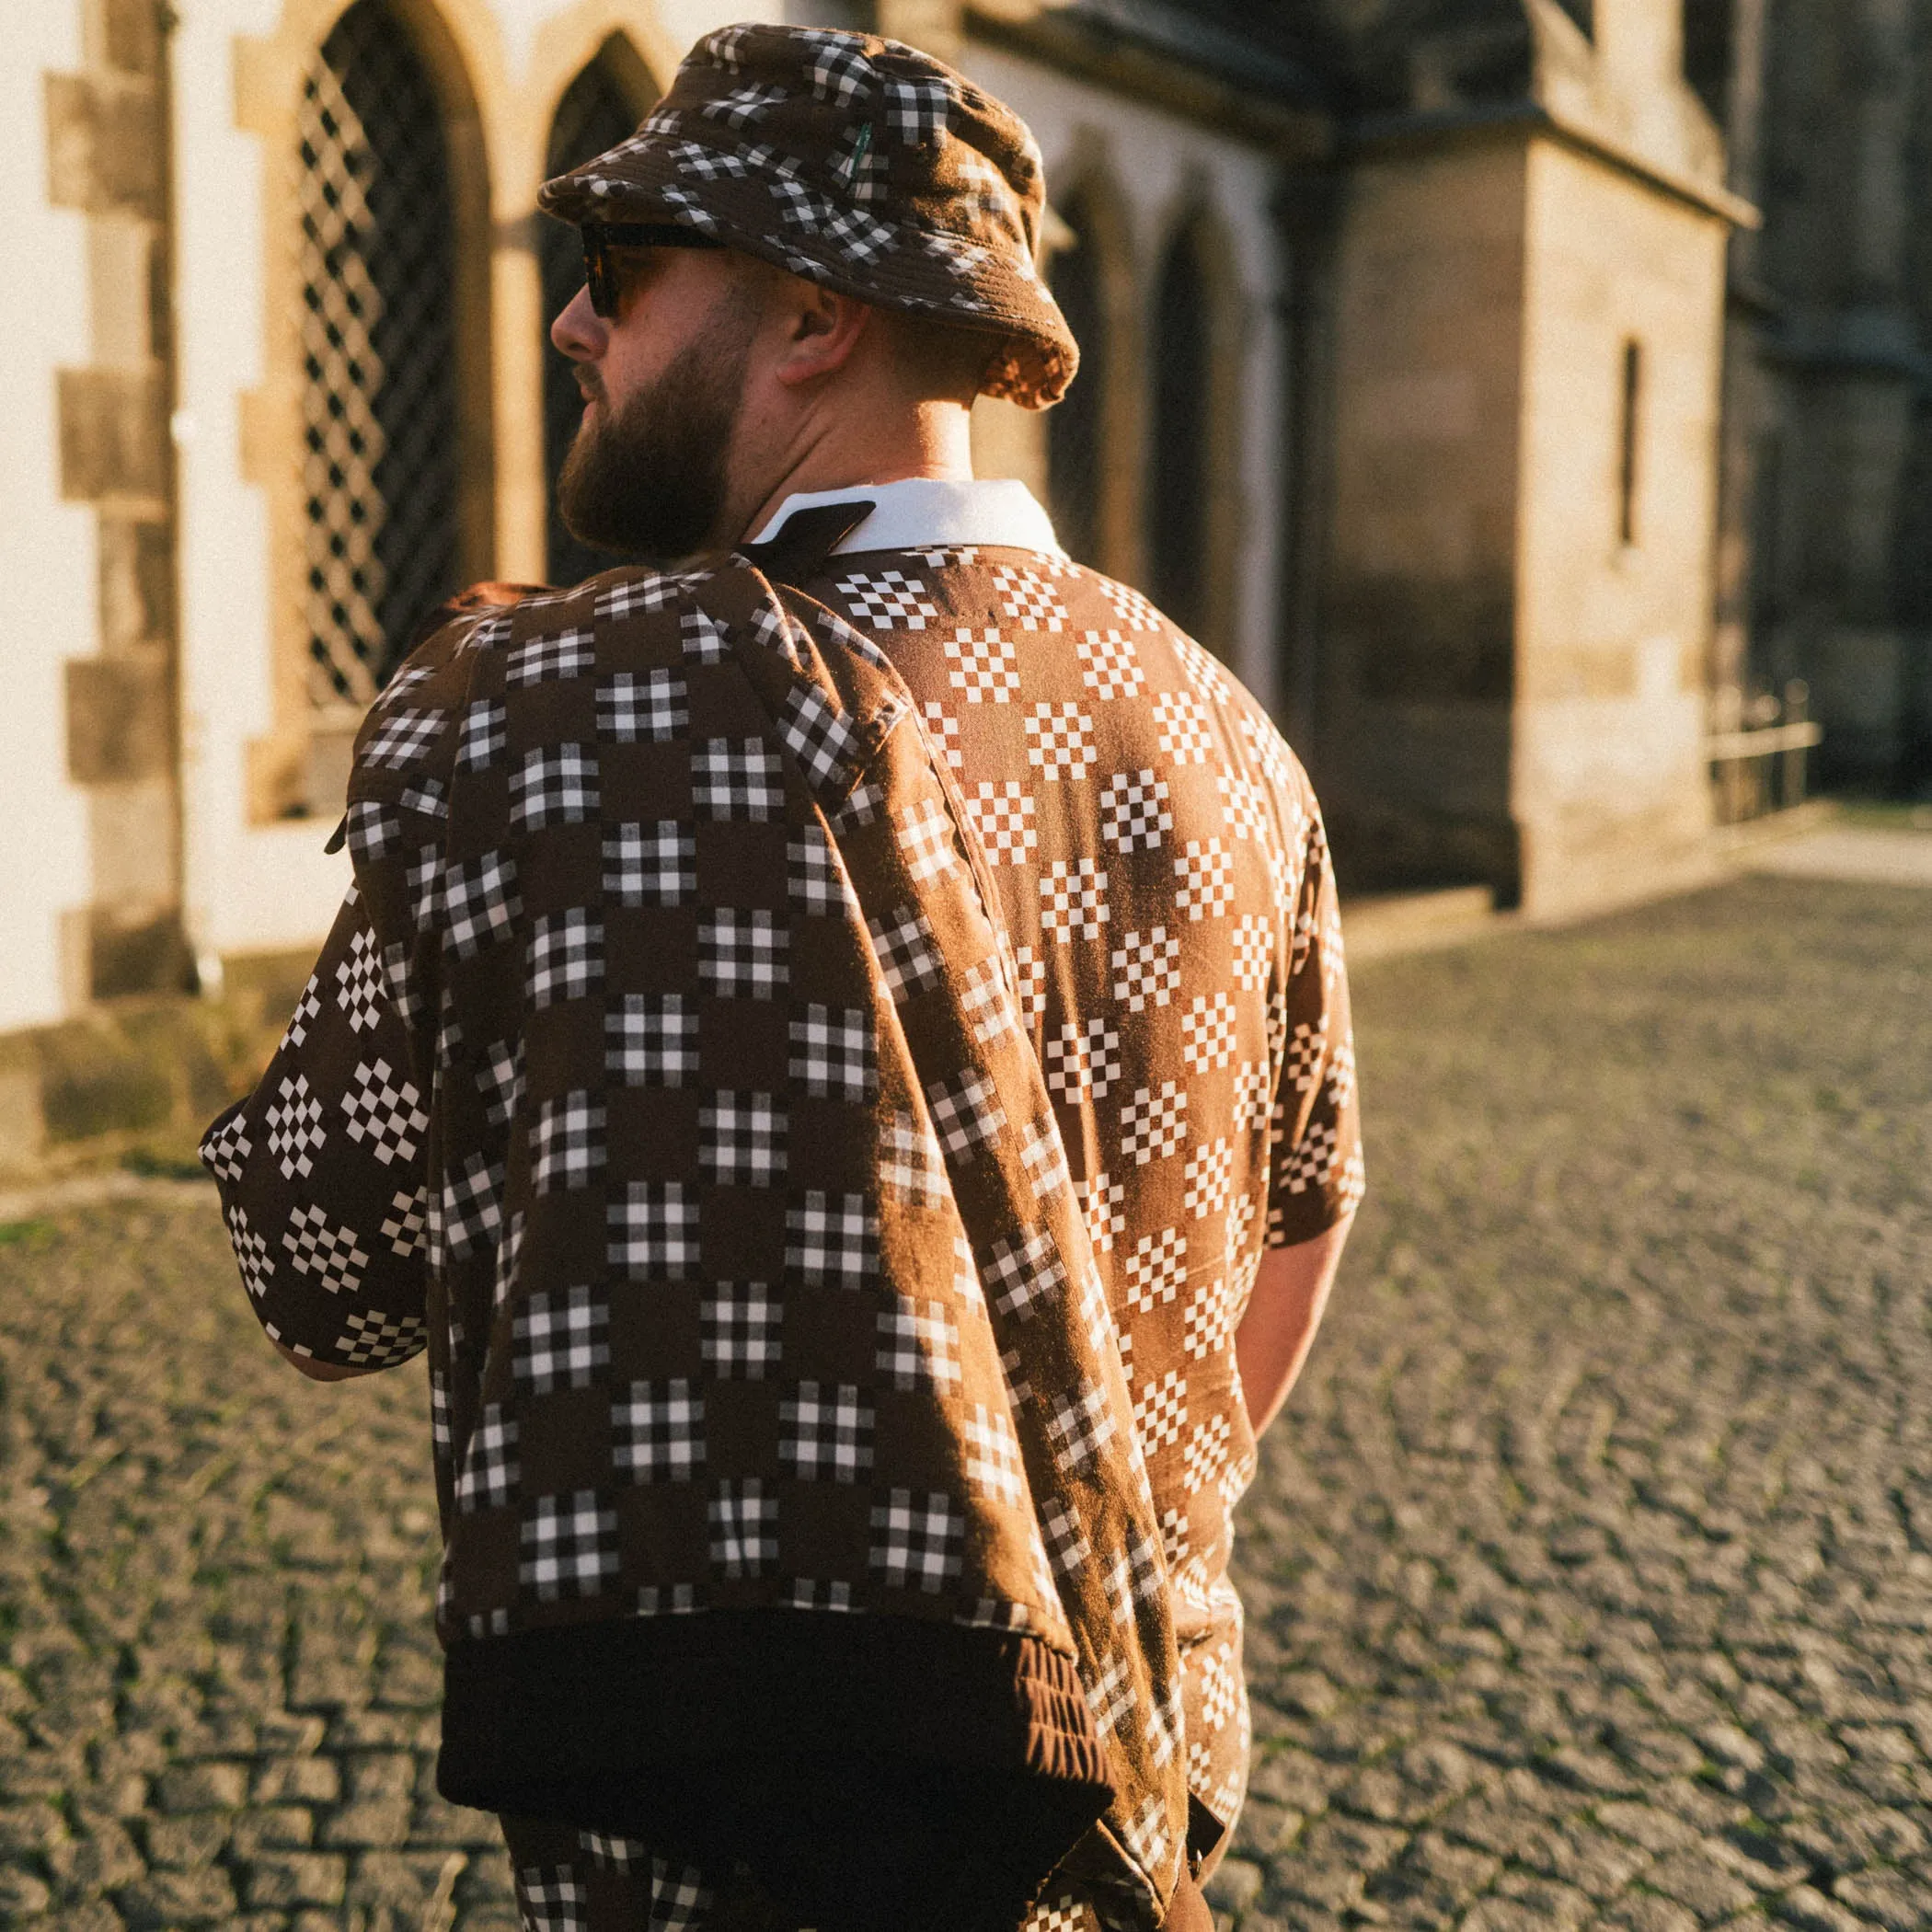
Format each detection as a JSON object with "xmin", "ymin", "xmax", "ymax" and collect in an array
[{"xmin": 574, "ymin": 365, "xmax": 607, "ymax": 407}]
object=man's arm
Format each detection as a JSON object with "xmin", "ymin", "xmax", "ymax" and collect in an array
[
  {"xmin": 1235, "ymin": 1214, "xmax": 1353, "ymax": 1437},
  {"xmin": 197, "ymin": 881, "xmax": 433, "ymax": 1381}
]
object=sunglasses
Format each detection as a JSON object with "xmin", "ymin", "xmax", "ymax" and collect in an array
[{"xmin": 581, "ymin": 222, "xmax": 727, "ymax": 319}]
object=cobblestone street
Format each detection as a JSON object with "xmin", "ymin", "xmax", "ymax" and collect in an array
[{"xmin": 1, "ymin": 875, "xmax": 1926, "ymax": 1930}]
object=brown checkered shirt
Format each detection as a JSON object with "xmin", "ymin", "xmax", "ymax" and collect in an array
[{"xmin": 200, "ymin": 494, "xmax": 1360, "ymax": 1920}]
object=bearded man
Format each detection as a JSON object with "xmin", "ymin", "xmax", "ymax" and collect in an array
[{"xmin": 201, "ymin": 24, "xmax": 1360, "ymax": 1932}]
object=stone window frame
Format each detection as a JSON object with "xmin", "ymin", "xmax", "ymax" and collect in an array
[
  {"xmin": 232, "ymin": 1, "xmax": 684, "ymax": 834},
  {"xmin": 1617, "ymin": 333, "xmax": 1645, "ymax": 550},
  {"xmin": 237, "ymin": 0, "xmax": 497, "ymax": 826}
]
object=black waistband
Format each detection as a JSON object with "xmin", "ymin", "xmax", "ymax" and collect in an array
[{"xmin": 439, "ymin": 1609, "xmax": 1111, "ymax": 1932}]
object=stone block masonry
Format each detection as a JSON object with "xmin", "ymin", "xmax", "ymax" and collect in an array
[{"xmin": 45, "ymin": 0, "xmax": 188, "ymax": 1005}]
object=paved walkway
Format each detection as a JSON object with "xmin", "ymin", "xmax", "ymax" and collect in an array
[
  {"xmin": 1214, "ymin": 873, "xmax": 1931, "ymax": 1930},
  {"xmin": 0, "ymin": 874, "xmax": 1925, "ymax": 1930},
  {"xmin": 1741, "ymin": 823, "xmax": 1932, "ymax": 890}
]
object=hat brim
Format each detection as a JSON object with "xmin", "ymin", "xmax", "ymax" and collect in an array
[{"xmin": 539, "ymin": 144, "xmax": 1076, "ymax": 409}]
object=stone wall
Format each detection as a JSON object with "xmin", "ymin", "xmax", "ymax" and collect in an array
[
  {"xmin": 0, "ymin": 0, "xmax": 97, "ymax": 1035},
  {"xmin": 1301, "ymin": 0, "xmax": 1737, "ymax": 909},
  {"xmin": 1512, "ymin": 137, "xmax": 1725, "ymax": 914},
  {"xmin": 1317, "ymin": 133, "xmax": 1530, "ymax": 896},
  {"xmin": 47, "ymin": 0, "xmax": 190, "ymax": 999},
  {"xmin": 0, "ymin": 0, "xmax": 1769, "ymax": 1036},
  {"xmin": 1727, "ymin": 0, "xmax": 1932, "ymax": 792},
  {"xmin": 1312, "ymin": 132, "xmax": 1729, "ymax": 907}
]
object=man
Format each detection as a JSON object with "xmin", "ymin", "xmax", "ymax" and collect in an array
[{"xmin": 201, "ymin": 24, "xmax": 1359, "ymax": 1932}]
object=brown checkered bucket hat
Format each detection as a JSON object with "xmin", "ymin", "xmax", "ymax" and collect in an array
[{"xmin": 537, "ymin": 22, "xmax": 1078, "ymax": 408}]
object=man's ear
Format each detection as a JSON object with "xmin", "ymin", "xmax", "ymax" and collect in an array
[{"xmin": 772, "ymin": 282, "xmax": 873, "ymax": 389}]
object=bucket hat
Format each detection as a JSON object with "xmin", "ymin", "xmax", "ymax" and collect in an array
[{"xmin": 537, "ymin": 22, "xmax": 1078, "ymax": 408}]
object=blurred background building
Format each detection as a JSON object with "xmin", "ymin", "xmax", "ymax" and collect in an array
[{"xmin": 3, "ymin": 0, "xmax": 1926, "ymax": 1046}]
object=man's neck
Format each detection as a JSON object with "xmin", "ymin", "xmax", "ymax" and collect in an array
[{"xmin": 733, "ymin": 404, "xmax": 976, "ymax": 550}]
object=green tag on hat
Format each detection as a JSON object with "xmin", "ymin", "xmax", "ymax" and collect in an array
[{"xmin": 837, "ymin": 121, "xmax": 875, "ymax": 191}]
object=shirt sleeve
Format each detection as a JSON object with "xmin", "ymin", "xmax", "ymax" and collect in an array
[
  {"xmin": 1263, "ymin": 806, "xmax": 1364, "ymax": 1248},
  {"xmin": 197, "ymin": 878, "xmax": 431, "ymax": 1371}
]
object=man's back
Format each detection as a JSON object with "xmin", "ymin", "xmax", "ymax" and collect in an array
[
  {"xmin": 799, "ymin": 529, "xmax": 1364, "ymax": 1837},
  {"xmin": 199, "ymin": 6, "xmax": 1372, "ymax": 1909}
]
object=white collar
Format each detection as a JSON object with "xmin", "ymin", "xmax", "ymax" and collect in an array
[{"xmin": 746, "ymin": 476, "xmax": 1064, "ymax": 558}]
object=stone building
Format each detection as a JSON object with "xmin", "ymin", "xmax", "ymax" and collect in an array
[
  {"xmin": 1179, "ymin": 0, "xmax": 1743, "ymax": 910},
  {"xmin": 1693, "ymin": 0, "xmax": 1932, "ymax": 793},
  {"xmin": 4, "ymin": 0, "xmax": 1748, "ymax": 1052}
]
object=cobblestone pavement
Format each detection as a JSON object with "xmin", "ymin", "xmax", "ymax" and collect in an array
[
  {"xmin": 1214, "ymin": 877, "xmax": 1931, "ymax": 1931},
  {"xmin": 0, "ymin": 875, "xmax": 1925, "ymax": 1931}
]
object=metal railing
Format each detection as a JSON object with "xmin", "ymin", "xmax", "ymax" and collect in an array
[{"xmin": 1708, "ymin": 679, "xmax": 1823, "ymax": 826}]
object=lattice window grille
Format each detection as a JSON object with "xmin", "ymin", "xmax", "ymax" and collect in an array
[{"xmin": 295, "ymin": 1, "xmax": 460, "ymax": 708}]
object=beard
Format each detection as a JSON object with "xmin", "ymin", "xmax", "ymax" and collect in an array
[{"xmin": 556, "ymin": 296, "xmax": 759, "ymax": 567}]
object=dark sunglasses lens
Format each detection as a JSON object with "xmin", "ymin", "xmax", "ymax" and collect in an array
[{"xmin": 582, "ymin": 236, "xmax": 614, "ymax": 317}]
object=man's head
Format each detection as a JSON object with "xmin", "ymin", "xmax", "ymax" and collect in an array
[
  {"xmin": 538, "ymin": 23, "xmax": 1073, "ymax": 565},
  {"xmin": 550, "ymin": 236, "xmax": 996, "ymax": 562}
]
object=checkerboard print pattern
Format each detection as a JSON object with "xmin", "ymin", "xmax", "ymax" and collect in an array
[
  {"xmin": 604, "ymin": 822, "xmax": 696, "ymax": 906},
  {"xmin": 454, "ymin": 1403, "xmax": 518, "ymax": 1512},
  {"xmin": 708, "ymin": 1478, "xmax": 778, "ymax": 1577},
  {"xmin": 788, "ymin": 1004, "xmax": 874, "ymax": 1098},
  {"xmin": 779, "ymin": 1380, "xmax": 874, "ymax": 1480},
  {"xmin": 606, "ymin": 995, "xmax": 696, "ymax": 1087},
  {"xmin": 813, "ymin": 540, "xmax": 1360, "ymax": 1894},
  {"xmin": 698, "ymin": 1090, "xmax": 787, "ymax": 1185},
  {"xmin": 700, "ymin": 1283, "xmax": 784, "ymax": 1378},
  {"xmin": 514, "ymin": 1285, "xmax": 611, "ymax": 1392},
  {"xmin": 698, "ymin": 909, "xmax": 788, "ymax": 997},
  {"xmin": 202, "ymin": 538, "xmax": 1358, "ymax": 1932},
  {"xmin": 281, "ymin": 1202, "xmax": 368, "ymax": 1294},
  {"xmin": 596, "ymin": 669, "xmax": 688, "ymax": 742},
  {"xmin": 869, "ymin": 1487, "xmax": 964, "ymax": 1593},
  {"xmin": 511, "ymin": 744, "xmax": 599, "ymax": 829},
  {"xmin": 521, "ymin": 1489, "xmax": 619, "ymax": 1600},
  {"xmin": 612, "ymin": 1378, "xmax": 707, "ymax": 1481}
]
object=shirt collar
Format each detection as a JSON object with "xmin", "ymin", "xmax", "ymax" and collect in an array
[{"xmin": 746, "ymin": 476, "xmax": 1064, "ymax": 558}]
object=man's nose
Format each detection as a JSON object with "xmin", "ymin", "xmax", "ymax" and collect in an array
[{"xmin": 551, "ymin": 284, "xmax": 605, "ymax": 362}]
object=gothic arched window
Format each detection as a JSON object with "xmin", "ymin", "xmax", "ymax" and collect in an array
[
  {"xmin": 542, "ymin": 51, "xmax": 649, "ymax": 587},
  {"xmin": 296, "ymin": 0, "xmax": 463, "ymax": 704},
  {"xmin": 1047, "ymin": 198, "xmax": 1106, "ymax": 569},
  {"xmin": 1146, "ymin": 217, "xmax": 1212, "ymax": 641}
]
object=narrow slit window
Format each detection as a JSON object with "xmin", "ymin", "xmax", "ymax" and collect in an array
[{"xmin": 1618, "ymin": 338, "xmax": 1643, "ymax": 548}]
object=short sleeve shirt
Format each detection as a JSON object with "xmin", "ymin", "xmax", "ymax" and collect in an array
[{"xmin": 799, "ymin": 535, "xmax": 1363, "ymax": 1833}]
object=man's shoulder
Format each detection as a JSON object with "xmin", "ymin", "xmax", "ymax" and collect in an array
[
  {"xmin": 344, "ymin": 558, "xmax": 918, "ymax": 823},
  {"xmin": 811, "ymin": 545, "xmax": 1318, "ymax": 811},
  {"xmin": 1050, "ymin": 559, "xmax": 1318, "ymax": 813},
  {"xmin": 353, "ymin": 559, "xmax": 789, "ymax": 734}
]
